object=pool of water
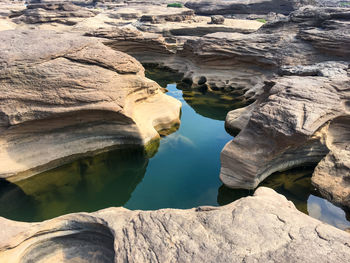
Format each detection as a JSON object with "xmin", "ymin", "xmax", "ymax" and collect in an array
[{"xmin": 0, "ymin": 68, "xmax": 349, "ymax": 231}]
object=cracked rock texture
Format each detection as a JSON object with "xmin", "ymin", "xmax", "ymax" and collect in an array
[
  {"xmin": 0, "ymin": 29, "xmax": 181, "ymax": 182},
  {"xmin": 1, "ymin": 187, "xmax": 350, "ymax": 263}
]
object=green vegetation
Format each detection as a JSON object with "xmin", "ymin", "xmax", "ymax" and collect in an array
[
  {"xmin": 167, "ymin": 3, "xmax": 183, "ymax": 8},
  {"xmin": 340, "ymin": 2, "xmax": 350, "ymax": 6},
  {"xmin": 256, "ymin": 18, "xmax": 267, "ymax": 24}
]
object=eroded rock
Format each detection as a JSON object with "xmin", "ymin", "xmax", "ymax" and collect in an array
[
  {"xmin": 185, "ymin": 0, "xmax": 314, "ymax": 15},
  {"xmin": 1, "ymin": 187, "xmax": 350, "ymax": 262},
  {"xmin": 0, "ymin": 30, "xmax": 181, "ymax": 182}
]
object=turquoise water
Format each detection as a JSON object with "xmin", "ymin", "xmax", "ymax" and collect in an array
[
  {"xmin": 0, "ymin": 72, "xmax": 349, "ymax": 231},
  {"xmin": 125, "ymin": 85, "xmax": 232, "ymax": 209}
]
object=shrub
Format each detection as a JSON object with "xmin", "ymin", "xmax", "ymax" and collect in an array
[
  {"xmin": 256, "ymin": 18, "xmax": 267, "ymax": 24},
  {"xmin": 167, "ymin": 3, "xmax": 183, "ymax": 8}
]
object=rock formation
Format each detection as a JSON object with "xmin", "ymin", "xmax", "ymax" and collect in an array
[
  {"xmin": 185, "ymin": 0, "xmax": 315, "ymax": 15},
  {"xmin": 13, "ymin": 1, "xmax": 99, "ymax": 25},
  {"xmin": 1, "ymin": 187, "xmax": 350, "ymax": 262},
  {"xmin": 0, "ymin": 29, "xmax": 181, "ymax": 182},
  {"xmin": 219, "ymin": 6, "xmax": 350, "ymax": 211}
]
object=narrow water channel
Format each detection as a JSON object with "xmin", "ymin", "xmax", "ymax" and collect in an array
[{"xmin": 0, "ymin": 67, "xmax": 349, "ymax": 231}]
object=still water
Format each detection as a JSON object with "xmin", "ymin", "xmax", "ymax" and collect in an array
[{"xmin": 0, "ymin": 68, "xmax": 349, "ymax": 231}]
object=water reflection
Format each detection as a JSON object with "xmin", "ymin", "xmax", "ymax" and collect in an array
[
  {"xmin": 6, "ymin": 147, "xmax": 148, "ymax": 221},
  {"xmin": 0, "ymin": 179, "xmax": 36, "ymax": 221},
  {"xmin": 182, "ymin": 90, "xmax": 248, "ymax": 121},
  {"xmin": 218, "ymin": 167, "xmax": 350, "ymax": 230},
  {"xmin": 308, "ymin": 195, "xmax": 350, "ymax": 230},
  {"xmin": 144, "ymin": 63, "xmax": 183, "ymax": 88},
  {"xmin": 0, "ymin": 66, "xmax": 349, "ymax": 231}
]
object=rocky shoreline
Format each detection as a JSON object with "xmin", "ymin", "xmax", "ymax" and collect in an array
[
  {"xmin": 0, "ymin": 0, "xmax": 350, "ymax": 262},
  {"xmin": 1, "ymin": 187, "xmax": 350, "ymax": 262}
]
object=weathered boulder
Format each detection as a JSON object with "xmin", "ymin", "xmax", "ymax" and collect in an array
[
  {"xmin": 0, "ymin": 30, "xmax": 181, "ymax": 182},
  {"xmin": 1, "ymin": 187, "xmax": 350, "ymax": 262},
  {"xmin": 210, "ymin": 15, "xmax": 224, "ymax": 24}
]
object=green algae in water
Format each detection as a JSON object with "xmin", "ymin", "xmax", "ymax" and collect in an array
[
  {"xmin": 0, "ymin": 67, "xmax": 349, "ymax": 231},
  {"xmin": 3, "ymin": 147, "xmax": 148, "ymax": 221}
]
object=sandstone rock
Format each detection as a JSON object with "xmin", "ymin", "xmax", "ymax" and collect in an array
[
  {"xmin": 217, "ymin": 6, "xmax": 350, "ymax": 211},
  {"xmin": 0, "ymin": 1, "xmax": 25, "ymax": 18},
  {"xmin": 185, "ymin": 0, "xmax": 314, "ymax": 15},
  {"xmin": 136, "ymin": 16, "xmax": 262, "ymax": 36},
  {"xmin": 0, "ymin": 30, "xmax": 181, "ymax": 182},
  {"xmin": 140, "ymin": 8, "xmax": 194, "ymax": 24},
  {"xmin": 220, "ymin": 72, "xmax": 349, "ymax": 189},
  {"xmin": 210, "ymin": 15, "xmax": 224, "ymax": 24},
  {"xmin": 312, "ymin": 116, "xmax": 350, "ymax": 211},
  {"xmin": 1, "ymin": 187, "xmax": 350, "ymax": 262},
  {"xmin": 14, "ymin": 1, "xmax": 99, "ymax": 25}
]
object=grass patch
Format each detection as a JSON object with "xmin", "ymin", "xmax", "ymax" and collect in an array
[
  {"xmin": 340, "ymin": 2, "xmax": 350, "ymax": 6},
  {"xmin": 167, "ymin": 3, "xmax": 183, "ymax": 8},
  {"xmin": 256, "ymin": 18, "xmax": 267, "ymax": 23}
]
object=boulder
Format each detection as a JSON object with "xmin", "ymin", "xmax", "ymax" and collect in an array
[
  {"xmin": 0, "ymin": 30, "xmax": 181, "ymax": 182},
  {"xmin": 210, "ymin": 15, "xmax": 224, "ymax": 24},
  {"xmin": 1, "ymin": 187, "xmax": 350, "ymax": 262}
]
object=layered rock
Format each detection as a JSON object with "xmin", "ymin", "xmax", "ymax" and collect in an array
[
  {"xmin": 0, "ymin": 30, "xmax": 181, "ymax": 182},
  {"xmin": 219, "ymin": 6, "xmax": 350, "ymax": 212},
  {"xmin": 221, "ymin": 63, "xmax": 350, "ymax": 203},
  {"xmin": 312, "ymin": 116, "xmax": 350, "ymax": 211},
  {"xmin": 185, "ymin": 0, "xmax": 315, "ymax": 15},
  {"xmin": 1, "ymin": 187, "xmax": 350, "ymax": 262},
  {"xmin": 13, "ymin": 1, "xmax": 99, "ymax": 25}
]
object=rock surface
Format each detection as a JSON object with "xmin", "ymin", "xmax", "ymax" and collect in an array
[
  {"xmin": 312, "ymin": 117, "xmax": 350, "ymax": 212},
  {"xmin": 221, "ymin": 62, "xmax": 350, "ymax": 202},
  {"xmin": 1, "ymin": 187, "xmax": 350, "ymax": 263},
  {"xmin": 0, "ymin": 30, "xmax": 181, "ymax": 182},
  {"xmin": 219, "ymin": 6, "xmax": 350, "ymax": 211},
  {"xmin": 185, "ymin": 0, "xmax": 314, "ymax": 15},
  {"xmin": 13, "ymin": 1, "xmax": 99, "ymax": 25}
]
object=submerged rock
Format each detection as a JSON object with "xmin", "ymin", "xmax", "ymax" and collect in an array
[
  {"xmin": 0, "ymin": 30, "xmax": 181, "ymax": 182},
  {"xmin": 1, "ymin": 187, "xmax": 350, "ymax": 262}
]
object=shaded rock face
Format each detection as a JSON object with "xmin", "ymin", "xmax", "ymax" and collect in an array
[
  {"xmin": 1, "ymin": 187, "xmax": 350, "ymax": 262},
  {"xmin": 185, "ymin": 0, "xmax": 315, "ymax": 15},
  {"xmin": 312, "ymin": 116, "xmax": 350, "ymax": 212},
  {"xmin": 0, "ymin": 30, "xmax": 181, "ymax": 182}
]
